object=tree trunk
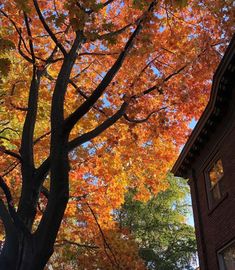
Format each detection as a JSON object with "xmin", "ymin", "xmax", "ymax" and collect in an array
[{"xmin": 0, "ymin": 234, "xmax": 53, "ymax": 270}]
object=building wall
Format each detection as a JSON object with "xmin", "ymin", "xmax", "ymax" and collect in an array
[{"xmin": 188, "ymin": 83, "xmax": 235, "ymax": 270}]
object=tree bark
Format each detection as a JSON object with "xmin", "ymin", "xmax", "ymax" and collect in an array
[{"xmin": 0, "ymin": 234, "xmax": 54, "ymax": 270}]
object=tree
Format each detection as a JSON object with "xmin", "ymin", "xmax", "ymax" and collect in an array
[
  {"xmin": 117, "ymin": 174, "xmax": 197, "ymax": 270},
  {"xmin": 0, "ymin": 0, "xmax": 233, "ymax": 269}
]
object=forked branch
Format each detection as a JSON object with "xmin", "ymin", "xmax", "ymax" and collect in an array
[{"xmin": 64, "ymin": 0, "xmax": 158, "ymax": 133}]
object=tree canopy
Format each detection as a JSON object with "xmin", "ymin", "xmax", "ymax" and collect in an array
[
  {"xmin": 118, "ymin": 175, "xmax": 197, "ymax": 270},
  {"xmin": 0, "ymin": 0, "xmax": 234, "ymax": 269}
]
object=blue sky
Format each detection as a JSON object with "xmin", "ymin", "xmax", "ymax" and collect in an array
[{"xmin": 186, "ymin": 118, "xmax": 197, "ymax": 226}]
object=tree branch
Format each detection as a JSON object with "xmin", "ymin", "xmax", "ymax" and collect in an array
[
  {"xmin": 102, "ymin": 0, "xmax": 115, "ymax": 8},
  {"xmin": 95, "ymin": 22, "xmax": 133, "ymax": 41},
  {"xmin": 0, "ymin": 146, "xmax": 22, "ymax": 162},
  {"xmin": 33, "ymin": 0, "xmax": 67, "ymax": 56},
  {"xmin": 0, "ymin": 176, "xmax": 29, "ymax": 235},
  {"xmin": 24, "ymin": 12, "xmax": 36, "ymax": 63},
  {"xmin": 10, "ymin": 102, "xmax": 28, "ymax": 112},
  {"xmin": 34, "ymin": 101, "xmax": 128, "ymax": 195},
  {"xmin": 0, "ymin": 176, "xmax": 16, "ymax": 219},
  {"xmin": 55, "ymin": 239, "xmax": 98, "ymax": 249},
  {"xmin": 86, "ymin": 202, "xmax": 119, "ymax": 267},
  {"xmin": 33, "ymin": 131, "xmax": 51, "ymax": 145},
  {"xmin": 1, "ymin": 161, "xmax": 20, "ymax": 178},
  {"xmin": 68, "ymin": 101, "xmax": 128, "ymax": 149},
  {"xmin": 76, "ymin": 0, "xmax": 115, "ymax": 15},
  {"xmin": 64, "ymin": 0, "xmax": 158, "ymax": 133},
  {"xmin": 0, "ymin": 199, "xmax": 15, "ymax": 236},
  {"xmin": 17, "ymin": 29, "xmax": 34, "ymax": 63},
  {"xmin": 17, "ymin": 67, "xmax": 42, "ymax": 229},
  {"xmin": 40, "ymin": 186, "xmax": 49, "ymax": 199},
  {"xmin": 0, "ymin": 136, "xmax": 9, "ymax": 142},
  {"xmin": 136, "ymin": 64, "xmax": 187, "ymax": 98},
  {"xmin": 78, "ymin": 51, "xmax": 119, "ymax": 57},
  {"xmin": 124, "ymin": 106, "xmax": 168, "ymax": 123},
  {"xmin": 20, "ymin": 68, "xmax": 41, "ymax": 176},
  {"xmin": 0, "ymin": 128, "xmax": 19, "ymax": 136},
  {"xmin": 33, "ymin": 31, "xmax": 86, "ymax": 254},
  {"xmin": 0, "ymin": 9, "xmax": 33, "ymax": 63},
  {"xmin": 69, "ymin": 80, "xmax": 106, "ymax": 116}
]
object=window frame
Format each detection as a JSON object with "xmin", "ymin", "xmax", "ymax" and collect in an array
[
  {"xmin": 218, "ymin": 239, "xmax": 235, "ymax": 270},
  {"xmin": 204, "ymin": 156, "xmax": 224, "ymax": 210}
]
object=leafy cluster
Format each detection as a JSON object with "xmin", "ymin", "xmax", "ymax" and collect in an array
[{"xmin": 118, "ymin": 175, "xmax": 197, "ymax": 270}]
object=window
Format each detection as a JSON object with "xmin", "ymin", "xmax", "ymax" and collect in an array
[
  {"xmin": 206, "ymin": 158, "xmax": 224, "ymax": 208},
  {"xmin": 218, "ymin": 241, "xmax": 235, "ymax": 270}
]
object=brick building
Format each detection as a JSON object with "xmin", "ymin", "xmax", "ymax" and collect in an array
[{"xmin": 172, "ymin": 35, "xmax": 235, "ymax": 270}]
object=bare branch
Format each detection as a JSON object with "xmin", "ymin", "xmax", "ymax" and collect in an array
[
  {"xmin": 76, "ymin": 0, "xmax": 115, "ymax": 15},
  {"xmin": 0, "ymin": 120, "xmax": 10, "ymax": 127},
  {"xmin": 45, "ymin": 46, "xmax": 58, "ymax": 65},
  {"xmin": 33, "ymin": 46, "xmax": 64, "ymax": 65},
  {"xmin": 44, "ymin": 68, "xmax": 105, "ymax": 117}
]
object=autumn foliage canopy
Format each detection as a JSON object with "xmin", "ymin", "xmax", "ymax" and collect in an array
[{"xmin": 0, "ymin": 0, "xmax": 234, "ymax": 269}]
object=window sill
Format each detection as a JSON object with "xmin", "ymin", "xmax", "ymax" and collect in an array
[{"xmin": 208, "ymin": 192, "xmax": 228, "ymax": 216}]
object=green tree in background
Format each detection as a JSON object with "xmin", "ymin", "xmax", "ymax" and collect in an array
[{"xmin": 117, "ymin": 174, "xmax": 197, "ymax": 270}]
